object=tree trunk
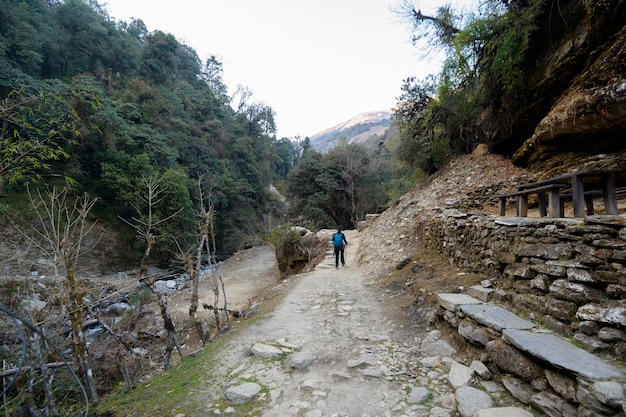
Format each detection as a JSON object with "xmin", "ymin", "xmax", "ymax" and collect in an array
[
  {"xmin": 219, "ymin": 272, "xmax": 230, "ymax": 328},
  {"xmin": 159, "ymin": 293, "xmax": 183, "ymax": 370},
  {"xmin": 210, "ymin": 269, "xmax": 221, "ymax": 332},
  {"xmin": 32, "ymin": 331, "xmax": 60, "ymax": 417},
  {"xmin": 66, "ymin": 267, "xmax": 99, "ymax": 404},
  {"xmin": 189, "ymin": 230, "xmax": 210, "ymax": 344}
]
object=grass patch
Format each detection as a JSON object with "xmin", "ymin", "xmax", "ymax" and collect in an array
[
  {"xmin": 93, "ymin": 285, "xmax": 292, "ymax": 417},
  {"xmin": 95, "ymin": 338, "xmax": 227, "ymax": 416}
]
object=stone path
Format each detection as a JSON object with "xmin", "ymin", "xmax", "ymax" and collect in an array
[{"xmin": 195, "ymin": 230, "xmax": 534, "ymax": 417}]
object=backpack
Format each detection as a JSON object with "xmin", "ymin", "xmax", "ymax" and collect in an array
[{"xmin": 333, "ymin": 232, "xmax": 344, "ymax": 248}]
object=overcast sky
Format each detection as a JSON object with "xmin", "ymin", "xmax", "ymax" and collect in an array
[{"xmin": 103, "ymin": 0, "xmax": 472, "ymax": 139}]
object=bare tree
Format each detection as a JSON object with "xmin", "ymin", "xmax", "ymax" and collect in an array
[
  {"xmin": 95, "ymin": 313, "xmax": 143, "ymax": 390},
  {"xmin": 187, "ymin": 177, "xmax": 212, "ymax": 344},
  {"xmin": 230, "ymin": 84, "xmax": 253, "ymax": 114},
  {"xmin": 10, "ymin": 284, "xmax": 61, "ymax": 417},
  {"xmin": 24, "ymin": 186, "xmax": 101, "ymax": 404},
  {"xmin": 338, "ymin": 150, "xmax": 368, "ymax": 226},
  {"xmin": 119, "ymin": 174, "xmax": 184, "ymax": 369},
  {"xmin": 187, "ymin": 176, "xmax": 230, "ymax": 344},
  {"xmin": 244, "ymin": 102, "xmax": 276, "ymax": 137},
  {"xmin": 393, "ymin": 0, "xmax": 461, "ymax": 53}
]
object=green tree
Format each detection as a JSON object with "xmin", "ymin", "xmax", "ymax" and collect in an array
[
  {"xmin": 393, "ymin": 0, "xmax": 544, "ymax": 171},
  {"xmin": 392, "ymin": 76, "xmax": 446, "ymax": 173},
  {"xmin": 272, "ymin": 137, "xmax": 297, "ymax": 180},
  {"xmin": 286, "ymin": 151, "xmax": 330, "ymax": 228},
  {"xmin": 287, "ymin": 144, "xmax": 385, "ymax": 228},
  {"xmin": 139, "ymin": 31, "xmax": 182, "ymax": 85},
  {"xmin": 46, "ymin": 0, "xmax": 106, "ymax": 76},
  {"xmin": 201, "ymin": 55, "xmax": 228, "ymax": 100},
  {"xmin": 0, "ymin": 0, "xmax": 49, "ymax": 76},
  {"xmin": 0, "ymin": 86, "xmax": 99, "ymax": 194},
  {"xmin": 154, "ymin": 168, "xmax": 195, "ymax": 258}
]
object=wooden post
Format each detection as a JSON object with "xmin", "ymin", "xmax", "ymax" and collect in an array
[
  {"xmin": 585, "ymin": 194, "xmax": 595, "ymax": 215},
  {"xmin": 603, "ymin": 172, "xmax": 619, "ymax": 215},
  {"xmin": 548, "ymin": 188, "xmax": 561, "ymax": 217},
  {"xmin": 518, "ymin": 195, "xmax": 528, "ymax": 217},
  {"xmin": 498, "ymin": 196, "xmax": 507, "ymax": 216},
  {"xmin": 572, "ymin": 175, "xmax": 586, "ymax": 217},
  {"xmin": 537, "ymin": 193, "xmax": 547, "ymax": 217}
]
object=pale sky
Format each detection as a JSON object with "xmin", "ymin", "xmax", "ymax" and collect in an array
[{"xmin": 103, "ymin": 0, "xmax": 472, "ymax": 139}]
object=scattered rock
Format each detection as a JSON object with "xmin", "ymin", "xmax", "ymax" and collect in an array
[
  {"xmin": 470, "ymin": 360, "xmax": 492, "ymax": 380},
  {"xmin": 251, "ymin": 343, "xmax": 283, "ymax": 358},
  {"xmin": 284, "ymin": 351, "xmax": 316, "ymax": 369},
  {"xmin": 363, "ymin": 368, "xmax": 383, "ymax": 378},
  {"xmin": 455, "ymin": 385, "xmax": 494, "ymax": 417},
  {"xmin": 224, "ymin": 382, "xmax": 262, "ymax": 404},
  {"xmin": 420, "ymin": 330, "xmax": 457, "ymax": 357},
  {"xmin": 407, "ymin": 386, "xmax": 430, "ymax": 404},
  {"xmin": 448, "ymin": 361, "xmax": 476, "ymax": 388},
  {"xmin": 347, "ymin": 355, "xmax": 376, "ymax": 368}
]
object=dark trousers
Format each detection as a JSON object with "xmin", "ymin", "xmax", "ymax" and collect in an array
[{"xmin": 334, "ymin": 246, "xmax": 345, "ymax": 267}]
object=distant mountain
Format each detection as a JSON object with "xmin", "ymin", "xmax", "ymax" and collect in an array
[{"xmin": 310, "ymin": 110, "xmax": 392, "ymax": 152}]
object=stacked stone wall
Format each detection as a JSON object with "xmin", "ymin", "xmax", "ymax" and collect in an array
[{"xmin": 422, "ymin": 210, "xmax": 626, "ymax": 358}]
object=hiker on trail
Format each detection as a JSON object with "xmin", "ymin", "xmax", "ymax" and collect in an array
[{"xmin": 332, "ymin": 226, "xmax": 348, "ymax": 269}]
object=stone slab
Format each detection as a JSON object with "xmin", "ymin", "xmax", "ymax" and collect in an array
[
  {"xmin": 437, "ymin": 293, "xmax": 482, "ymax": 312},
  {"xmin": 495, "ymin": 217, "xmax": 580, "ymax": 227},
  {"xmin": 477, "ymin": 407, "xmax": 534, "ymax": 417},
  {"xmin": 467, "ymin": 285, "xmax": 494, "ymax": 302},
  {"xmin": 503, "ymin": 329, "xmax": 623, "ymax": 381},
  {"xmin": 460, "ymin": 304, "xmax": 535, "ymax": 332}
]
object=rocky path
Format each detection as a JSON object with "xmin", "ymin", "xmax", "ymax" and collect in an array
[{"xmin": 198, "ymin": 230, "xmax": 468, "ymax": 417}]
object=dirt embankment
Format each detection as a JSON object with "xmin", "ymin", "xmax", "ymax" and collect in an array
[{"xmin": 355, "ymin": 153, "xmax": 527, "ymax": 318}]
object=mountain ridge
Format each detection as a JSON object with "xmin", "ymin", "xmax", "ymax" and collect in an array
[{"xmin": 309, "ymin": 110, "xmax": 392, "ymax": 152}]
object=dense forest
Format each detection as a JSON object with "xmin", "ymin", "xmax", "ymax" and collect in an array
[{"xmin": 0, "ymin": 0, "xmax": 303, "ymax": 260}]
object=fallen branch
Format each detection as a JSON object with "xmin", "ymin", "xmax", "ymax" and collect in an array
[
  {"xmin": 202, "ymin": 303, "xmax": 241, "ymax": 318},
  {"xmin": 0, "ymin": 362, "xmax": 73, "ymax": 378}
]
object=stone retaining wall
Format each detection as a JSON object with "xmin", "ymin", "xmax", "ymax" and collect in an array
[{"xmin": 422, "ymin": 211, "xmax": 626, "ymax": 358}]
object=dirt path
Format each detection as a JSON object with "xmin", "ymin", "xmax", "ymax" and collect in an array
[{"xmin": 193, "ymin": 230, "xmax": 458, "ymax": 416}]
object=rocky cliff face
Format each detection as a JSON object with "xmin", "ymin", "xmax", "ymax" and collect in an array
[{"xmin": 505, "ymin": 0, "xmax": 626, "ymax": 173}]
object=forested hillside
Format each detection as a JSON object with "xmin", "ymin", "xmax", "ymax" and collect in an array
[{"xmin": 0, "ymin": 0, "xmax": 299, "ymax": 258}]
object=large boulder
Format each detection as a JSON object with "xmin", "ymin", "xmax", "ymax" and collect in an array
[{"xmin": 275, "ymin": 227, "xmax": 326, "ymax": 276}]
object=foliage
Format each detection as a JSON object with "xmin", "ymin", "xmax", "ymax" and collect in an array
[
  {"xmin": 0, "ymin": 0, "xmax": 409, "ymax": 412},
  {"xmin": 0, "ymin": 84, "xmax": 101, "ymax": 193},
  {"xmin": 392, "ymin": 76, "xmax": 440, "ymax": 172},
  {"xmin": 286, "ymin": 144, "xmax": 388, "ymax": 229},
  {"xmin": 267, "ymin": 223, "xmax": 294, "ymax": 249},
  {"xmin": 0, "ymin": 0, "xmax": 296, "ymax": 261},
  {"xmin": 393, "ymin": 0, "xmax": 545, "ymax": 173}
]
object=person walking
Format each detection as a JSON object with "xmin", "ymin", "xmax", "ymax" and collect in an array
[{"xmin": 332, "ymin": 226, "xmax": 348, "ymax": 269}]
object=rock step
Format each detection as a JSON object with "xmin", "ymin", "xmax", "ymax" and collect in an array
[
  {"xmin": 459, "ymin": 304, "xmax": 535, "ymax": 332},
  {"xmin": 503, "ymin": 328, "xmax": 622, "ymax": 381},
  {"xmin": 437, "ymin": 293, "xmax": 624, "ymax": 381}
]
